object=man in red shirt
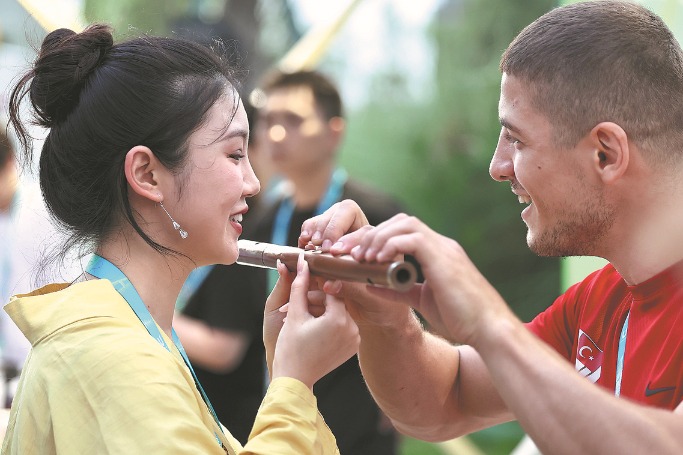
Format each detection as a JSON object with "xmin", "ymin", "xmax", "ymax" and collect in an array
[{"xmin": 296, "ymin": 1, "xmax": 683, "ymax": 453}]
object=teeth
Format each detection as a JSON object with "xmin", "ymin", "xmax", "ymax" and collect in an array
[
  {"xmin": 230, "ymin": 214, "xmax": 243, "ymax": 223},
  {"xmin": 518, "ymin": 195, "xmax": 532, "ymax": 205}
]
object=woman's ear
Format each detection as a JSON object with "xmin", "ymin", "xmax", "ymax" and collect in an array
[
  {"xmin": 124, "ymin": 146, "xmax": 164, "ymax": 203},
  {"xmin": 590, "ymin": 122, "xmax": 630, "ymax": 184}
]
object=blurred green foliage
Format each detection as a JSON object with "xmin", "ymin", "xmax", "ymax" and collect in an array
[
  {"xmin": 341, "ymin": 2, "xmax": 557, "ymax": 452},
  {"xmin": 84, "ymin": 0, "xmax": 188, "ymax": 37},
  {"xmin": 399, "ymin": 420, "xmax": 525, "ymax": 455},
  {"xmin": 400, "ymin": 437, "xmax": 446, "ymax": 455},
  {"xmin": 341, "ymin": 0, "xmax": 558, "ymax": 323}
]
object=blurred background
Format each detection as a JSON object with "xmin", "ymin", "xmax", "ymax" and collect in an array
[{"xmin": 2, "ymin": 0, "xmax": 681, "ymax": 453}]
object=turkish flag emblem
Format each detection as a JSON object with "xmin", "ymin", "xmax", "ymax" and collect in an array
[{"xmin": 575, "ymin": 329, "xmax": 604, "ymax": 383}]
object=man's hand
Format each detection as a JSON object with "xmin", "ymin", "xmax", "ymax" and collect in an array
[{"xmin": 299, "ymin": 199, "xmax": 370, "ymax": 251}]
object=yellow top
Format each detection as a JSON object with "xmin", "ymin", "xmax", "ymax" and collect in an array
[{"xmin": 1, "ymin": 280, "xmax": 339, "ymax": 454}]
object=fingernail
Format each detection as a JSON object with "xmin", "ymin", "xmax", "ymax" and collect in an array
[
  {"xmin": 332, "ymin": 241, "xmax": 344, "ymax": 251},
  {"xmin": 300, "ymin": 229, "xmax": 309, "ymax": 238},
  {"xmin": 322, "ymin": 239, "xmax": 332, "ymax": 251},
  {"xmin": 297, "ymin": 253, "xmax": 305, "ymax": 272},
  {"xmin": 311, "ymin": 231, "xmax": 321, "ymax": 242}
]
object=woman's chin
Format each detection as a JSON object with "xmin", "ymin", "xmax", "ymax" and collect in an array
[{"xmin": 224, "ymin": 243, "xmax": 240, "ymax": 265}]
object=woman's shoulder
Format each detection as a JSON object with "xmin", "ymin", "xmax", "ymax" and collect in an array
[{"xmin": 14, "ymin": 281, "xmax": 181, "ymax": 374}]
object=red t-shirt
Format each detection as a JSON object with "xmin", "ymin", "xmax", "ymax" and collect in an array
[{"xmin": 527, "ymin": 261, "xmax": 683, "ymax": 409}]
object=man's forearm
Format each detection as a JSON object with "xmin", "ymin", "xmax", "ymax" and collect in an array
[
  {"xmin": 357, "ymin": 309, "xmax": 508, "ymax": 441},
  {"xmin": 477, "ymin": 318, "xmax": 683, "ymax": 454}
]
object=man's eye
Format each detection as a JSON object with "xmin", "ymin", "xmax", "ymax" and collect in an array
[{"xmin": 504, "ymin": 133, "xmax": 520, "ymax": 145}]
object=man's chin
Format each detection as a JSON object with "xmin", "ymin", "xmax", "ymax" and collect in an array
[
  {"xmin": 527, "ymin": 234, "xmax": 566, "ymax": 257},
  {"xmin": 528, "ymin": 239, "xmax": 581, "ymax": 258}
]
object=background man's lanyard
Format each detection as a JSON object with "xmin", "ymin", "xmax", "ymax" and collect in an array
[
  {"xmin": 86, "ymin": 254, "xmax": 225, "ymax": 447},
  {"xmin": 615, "ymin": 312, "xmax": 629, "ymax": 397},
  {"xmin": 267, "ymin": 168, "xmax": 348, "ymax": 291},
  {"xmin": 175, "ymin": 265, "xmax": 214, "ymax": 311}
]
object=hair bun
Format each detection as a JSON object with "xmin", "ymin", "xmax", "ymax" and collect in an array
[{"xmin": 31, "ymin": 24, "xmax": 114, "ymax": 126}]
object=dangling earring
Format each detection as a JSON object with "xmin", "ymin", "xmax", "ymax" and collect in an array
[{"xmin": 159, "ymin": 201, "xmax": 188, "ymax": 239}]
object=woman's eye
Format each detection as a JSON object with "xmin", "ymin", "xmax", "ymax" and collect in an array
[{"xmin": 229, "ymin": 152, "xmax": 245, "ymax": 161}]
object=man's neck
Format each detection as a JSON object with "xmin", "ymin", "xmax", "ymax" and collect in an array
[
  {"xmin": 289, "ymin": 166, "xmax": 335, "ymax": 210},
  {"xmin": 606, "ymin": 191, "xmax": 683, "ymax": 285}
]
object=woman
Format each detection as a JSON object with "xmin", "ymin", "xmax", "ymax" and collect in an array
[{"xmin": 2, "ymin": 24, "xmax": 359, "ymax": 454}]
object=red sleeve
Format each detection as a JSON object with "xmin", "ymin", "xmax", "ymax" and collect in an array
[{"xmin": 525, "ymin": 266, "xmax": 611, "ymax": 361}]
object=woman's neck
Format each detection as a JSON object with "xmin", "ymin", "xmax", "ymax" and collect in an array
[{"xmin": 96, "ymin": 233, "xmax": 191, "ymax": 337}]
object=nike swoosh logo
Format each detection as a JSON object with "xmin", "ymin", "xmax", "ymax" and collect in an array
[{"xmin": 645, "ymin": 382, "xmax": 676, "ymax": 397}]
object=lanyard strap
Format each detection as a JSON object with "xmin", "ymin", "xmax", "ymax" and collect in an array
[
  {"xmin": 268, "ymin": 168, "xmax": 347, "ymax": 291},
  {"xmin": 176, "ymin": 265, "xmax": 214, "ymax": 311},
  {"xmin": 615, "ymin": 312, "xmax": 629, "ymax": 397},
  {"xmin": 86, "ymin": 255, "xmax": 225, "ymax": 445},
  {"xmin": 271, "ymin": 168, "xmax": 347, "ymax": 246}
]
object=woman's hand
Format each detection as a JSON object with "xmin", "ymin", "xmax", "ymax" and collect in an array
[
  {"xmin": 263, "ymin": 260, "xmax": 292, "ymax": 379},
  {"xmin": 271, "ymin": 253, "xmax": 360, "ymax": 389}
]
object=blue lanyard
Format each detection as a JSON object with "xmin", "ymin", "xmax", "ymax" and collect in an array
[
  {"xmin": 615, "ymin": 312, "xmax": 629, "ymax": 397},
  {"xmin": 176, "ymin": 265, "xmax": 214, "ymax": 311},
  {"xmin": 268, "ymin": 168, "xmax": 347, "ymax": 291},
  {"xmin": 271, "ymin": 168, "xmax": 347, "ymax": 246},
  {"xmin": 85, "ymin": 254, "xmax": 225, "ymax": 446}
]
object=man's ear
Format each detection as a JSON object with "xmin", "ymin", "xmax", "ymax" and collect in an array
[
  {"xmin": 589, "ymin": 122, "xmax": 629, "ymax": 184},
  {"xmin": 124, "ymin": 146, "xmax": 165, "ymax": 203},
  {"xmin": 327, "ymin": 116, "xmax": 346, "ymax": 150}
]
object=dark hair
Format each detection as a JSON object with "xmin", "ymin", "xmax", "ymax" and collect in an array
[
  {"xmin": 259, "ymin": 69, "xmax": 344, "ymax": 120},
  {"xmin": 0, "ymin": 127, "xmax": 12, "ymax": 168},
  {"xmin": 8, "ymin": 24, "xmax": 242, "ymax": 256},
  {"xmin": 500, "ymin": 0, "xmax": 683, "ymax": 167}
]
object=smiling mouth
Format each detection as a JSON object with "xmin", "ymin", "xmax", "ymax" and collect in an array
[
  {"xmin": 229, "ymin": 213, "xmax": 243, "ymax": 224},
  {"xmin": 517, "ymin": 195, "xmax": 532, "ymax": 205}
]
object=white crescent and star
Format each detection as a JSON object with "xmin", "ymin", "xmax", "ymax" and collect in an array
[{"xmin": 579, "ymin": 346, "xmax": 593, "ymax": 358}]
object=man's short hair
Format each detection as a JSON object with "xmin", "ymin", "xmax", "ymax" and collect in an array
[
  {"xmin": 259, "ymin": 69, "xmax": 344, "ymax": 121},
  {"xmin": 500, "ymin": 0, "xmax": 683, "ymax": 168}
]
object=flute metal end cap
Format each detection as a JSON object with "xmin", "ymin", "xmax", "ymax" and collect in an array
[{"xmin": 383, "ymin": 260, "xmax": 418, "ymax": 292}]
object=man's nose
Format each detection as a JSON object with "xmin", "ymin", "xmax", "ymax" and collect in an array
[{"xmin": 490, "ymin": 131, "xmax": 514, "ymax": 182}]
